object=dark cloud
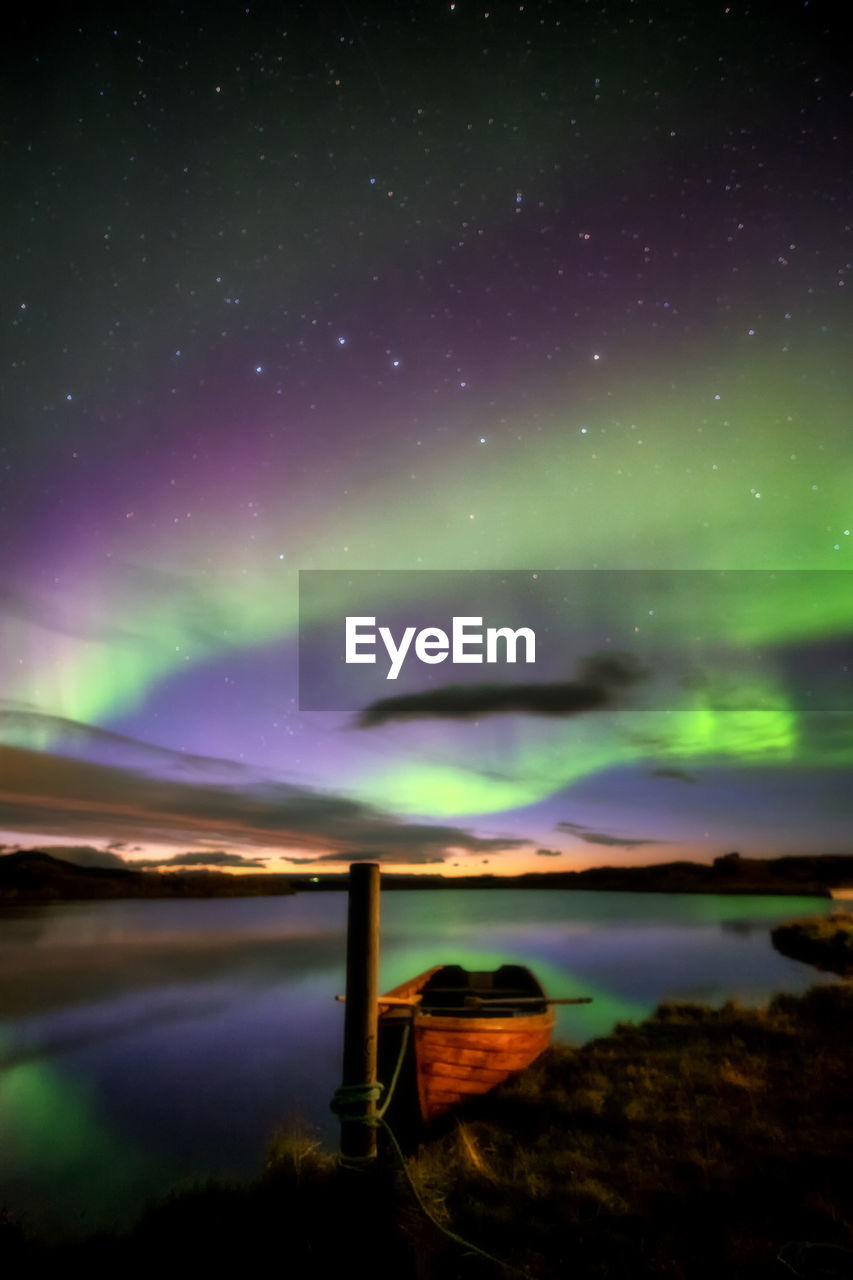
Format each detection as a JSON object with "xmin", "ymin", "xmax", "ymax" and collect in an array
[
  {"xmin": 555, "ymin": 821, "xmax": 663, "ymax": 849},
  {"xmin": 651, "ymin": 768, "xmax": 697, "ymax": 784},
  {"xmin": 0, "ymin": 703, "xmax": 248, "ymax": 779},
  {"xmin": 574, "ymin": 833, "xmax": 661, "ymax": 849},
  {"xmin": 315, "ymin": 849, "xmax": 447, "ymax": 865},
  {"xmin": 29, "ymin": 845, "xmax": 130, "ymax": 869},
  {"xmin": 135, "ymin": 852, "xmax": 269, "ymax": 869},
  {"xmin": 355, "ymin": 652, "xmax": 646, "ymax": 727},
  {"xmin": 0, "ymin": 742, "xmax": 528, "ymax": 863},
  {"xmin": 535, "ymin": 848, "xmax": 562, "ymax": 857}
]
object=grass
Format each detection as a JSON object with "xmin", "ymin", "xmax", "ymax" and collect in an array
[
  {"xmin": 9, "ymin": 983, "xmax": 853, "ymax": 1279},
  {"xmin": 771, "ymin": 913, "xmax": 853, "ymax": 976},
  {"xmin": 406, "ymin": 983, "xmax": 853, "ymax": 1278}
]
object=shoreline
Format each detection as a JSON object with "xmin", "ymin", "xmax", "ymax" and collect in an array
[
  {"xmin": 3, "ymin": 849, "xmax": 853, "ymax": 902},
  {"xmin": 5, "ymin": 980, "xmax": 850, "ymax": 1277},
  {"xmin": 772, "ymin": 912, "xmax": 853, "ymax": 976}
]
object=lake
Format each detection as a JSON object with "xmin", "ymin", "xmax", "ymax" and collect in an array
[{"xmin": 0, "ymin": 889, "xmax": 837, "ymax": 1241}]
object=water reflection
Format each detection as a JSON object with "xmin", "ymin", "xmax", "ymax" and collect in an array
[{"xmin": 0, "ymin": 889, "xmax": 837, "ymax": 1240}]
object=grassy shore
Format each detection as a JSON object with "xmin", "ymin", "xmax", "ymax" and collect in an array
[
  {"xmin": 407, "ymin": 982, "xmax": 853, "ymax": 1278},
  {"xmin": 6, "ymin": 983, "xmax": 852, "ymax": 1278},
  {"xmin": 772, "ymin": 913, "xmax": 853, "ymax": 976}
]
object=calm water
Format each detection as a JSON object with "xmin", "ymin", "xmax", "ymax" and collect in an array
[{"xmin": 0, "ymin": 889, "xmax": 838, "ymax": 1240}]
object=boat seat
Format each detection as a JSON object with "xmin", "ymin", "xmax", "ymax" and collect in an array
[
  {"xmin": 419, "ymin": 965, "xmax": 546, "ymax": 1013},
  {"xmin": 421, "ymin": 966, "xmax": 470, "ymax": 1008},
  {"xmin": 495, "ymin": 963, "xmax": 541, "ymax": 995}
]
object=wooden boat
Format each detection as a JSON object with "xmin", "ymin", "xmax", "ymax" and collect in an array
[{"xmin": 378, "ymin": 963, "xmax": 585, "ymax": 1125}]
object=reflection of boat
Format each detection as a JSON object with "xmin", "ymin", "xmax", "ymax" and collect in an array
[{"xmin": 379, "ymin": 963, "xmax": 588, "ymax": 1125}]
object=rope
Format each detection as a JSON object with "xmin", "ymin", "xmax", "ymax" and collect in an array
[
  {"xmin": 329, "ymin": 1018, "xmax": 411, "ymax": 1123},
  {"xmin": 777, "ymin": 1241, "xmax": 853, "ymax": 1276},
  {"xmin": 329, "ymin": 1081, "xmax": 384, "ymax": 1118},
  {"xmin": 330, "ymin": 1015, "xmax": 531, "ymax": 1277},
  {"xmin": 377, "ymin": 1020, "xmax": 410, "ymax": 1119},
  {"xmin": 330, "ymin": 1081, "xmax": 385, "ymax": 1173},
  {"xmin": 378, "ymin": 1113, "xmax": 533, "ymax": 1279}
]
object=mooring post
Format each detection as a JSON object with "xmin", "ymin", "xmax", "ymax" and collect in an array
[{"xmin": 340, "ymin": 860, "xmax": 381, "ymax": 1162}]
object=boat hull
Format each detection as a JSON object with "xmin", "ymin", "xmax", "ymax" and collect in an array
[
  {"xmin": 413, "ymin": 1008, "xmax": 555, "ymax": 1124},
  {"xmin": 379, "ymin": 965, "xmax": 555, "ymax": 1125}
]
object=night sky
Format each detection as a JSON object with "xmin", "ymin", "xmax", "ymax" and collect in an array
[{"xmin": 1, "ymin": 0, "xmax": 852, "ymax": 874}]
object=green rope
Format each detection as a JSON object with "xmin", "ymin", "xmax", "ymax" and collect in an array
[
  {"xmin": 330, "ymin": 1015, "xmax": 412, "ymax": 1124},
  {"xmin": 330, "ymin": 1016, "xmax": 531, "ymax": 1277},
  {"xmin": 378, "ymin": 1113, "xmax": 533, "ymax": 1280},
  {"xmin": 377, "ymin": 1020, "xmax": 410, "ymax": 1120},
  {"xmin": 329, "ymin": 1081, "xmax": 384, "ymax": 1119}
]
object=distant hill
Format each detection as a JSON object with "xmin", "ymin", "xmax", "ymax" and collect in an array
[
  {"xmin": 289, "ymin": 853, "xmax": 853, "ymax": 897},
  {"xmin": 3, "ymin": 849, "xmax": 852, "ymax": 901},
  {"xmin": 0, "ymin": 851, "xmax": 296, "ymax": 900}
]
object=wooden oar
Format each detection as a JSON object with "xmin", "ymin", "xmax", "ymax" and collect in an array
[
  {"xmin": 335, "ymin": 994, "xmax": 422, "ymax": 1005},
  {"xmin": 473, "ymin": 996, "xmax": 593, "ymax": 1006},
  {"xmin": 335, "ymin": 994, "xmax": 591, "ymax": 1006}
]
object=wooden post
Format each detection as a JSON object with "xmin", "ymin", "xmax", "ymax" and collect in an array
[{"xmin": 340, "ymin": 860, "xmax": 380, "ymax": 1161}]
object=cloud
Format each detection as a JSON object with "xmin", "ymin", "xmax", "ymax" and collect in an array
[
  {"xmin": 355, "ymin": 652, "xmax": 646, "ymax": 727},
  {"xmin": 27, "ymin": 845, "xmax": 130, "ymax": 869},
  {"xmin": 0, "ymin": 560, "xmax": 242, "ymax": 648},
  {"xmin": 0, "ymin": 703, "xmax": 248, "ymax": 780},
  {"xmin": 0, "ymin": 742, "xmax": 528, "ymax": 864},
  {"xmin": 314, "ymin": 849, "xmax": 447, "ymax": 865},
  {"xmin": 135, "ymin": 851, "xmax": 270, "ymax": 869},
  {"xmin": 535, "ymin": 848, "xmax": 562, "ymax": 857},
  {"xmin": 0, "ymin": 584, "xmax": 136, "ymax": 643},
  {"xmin": 574, "ymin": 833, "xmax": 661, "ymax": 849},
  {"xmin": 0, "ymin": 844, "xmax": 268, "ymax": 871},
  {"xmin": 555, "ymin": 820, "xmax": 663, "ymax": 850},
  {"xmin": 651, "ymin": 767, "xmax": 697, "ymax": 783}
]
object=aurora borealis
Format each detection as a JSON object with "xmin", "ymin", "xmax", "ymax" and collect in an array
[{"xmin": 2, "ymin": 0, "xmax": 852, "ymax": 872}]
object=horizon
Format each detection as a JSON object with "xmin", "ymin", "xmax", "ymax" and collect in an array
[{"xmin": 5, "ymin": 841, "xmax": 852, "ymax": 881}]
